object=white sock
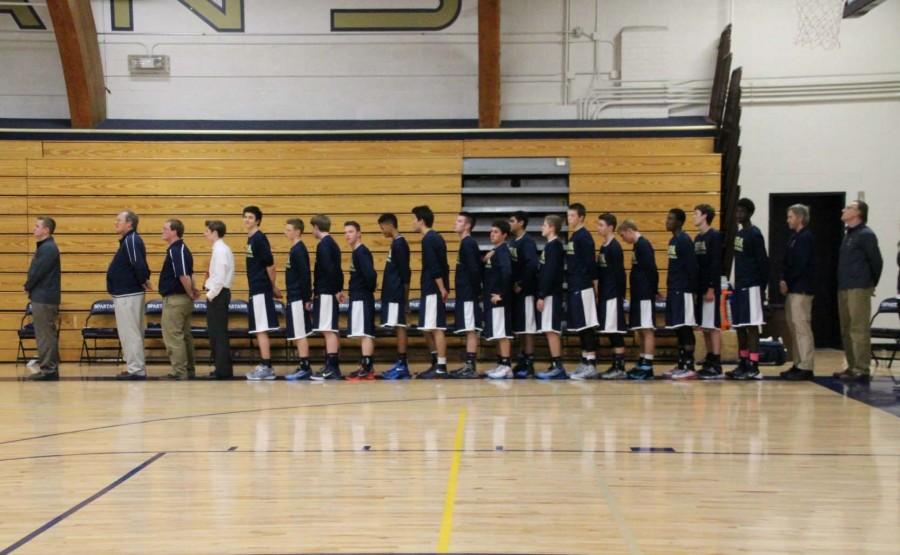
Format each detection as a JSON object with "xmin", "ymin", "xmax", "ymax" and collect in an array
[{"xmin": 437, "ymin": 357, "xmax": 447, "ymax": 365}]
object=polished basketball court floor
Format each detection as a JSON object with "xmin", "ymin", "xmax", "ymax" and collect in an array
[{"xmin": 1, "ymin": 353, "xmax": 898, "ymax": 554}]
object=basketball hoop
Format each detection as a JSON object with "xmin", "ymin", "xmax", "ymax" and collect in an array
[{"xmin": 795, "ymin": 0, "xmax": 845, "ymax": 49}]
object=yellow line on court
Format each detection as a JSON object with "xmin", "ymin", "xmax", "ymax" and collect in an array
[{"xmin": 437, "ymin": 408, "xmax": 467, "ymax": 553}]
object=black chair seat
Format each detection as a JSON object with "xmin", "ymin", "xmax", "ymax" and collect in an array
[
  {"xmin": 871, "ymin": 327, "xmax": 900, "ymax": 339},
  {"xmin": 82, "ymin": 328, "xmax": 118, "ymax": 338}
]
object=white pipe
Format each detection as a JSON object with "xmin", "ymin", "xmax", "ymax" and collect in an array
[{"xmin": 578, "ymin": 76, "xmax": 900, "ymax": 118}]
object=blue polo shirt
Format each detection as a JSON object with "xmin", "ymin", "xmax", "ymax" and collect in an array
[{"xmin": 159, "ymin": 239, "xmax": 193, "ymax": 296}]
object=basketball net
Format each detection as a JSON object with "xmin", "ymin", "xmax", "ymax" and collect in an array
[{"xmin": 795, "ymin": 0, "xmax": 845, "ymax": 49}]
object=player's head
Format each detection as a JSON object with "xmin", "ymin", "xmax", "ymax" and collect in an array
[
  {"xmin": 344, "ymin": 220, "xmax": 361, "ymax": 246},
  {"xmin": 736, "ymin": 198, "xmax": 755, "ymax": 224},
  {"xmin": 596, "ymin": 212, "xmax": 617, "ymax": 237},
  {"xmin": 285, "ymin": 218, "xmax": 304, "ymax": 240},
  {"xmin": 542, "ymin": 214, "xmax": 562, "ymax": 239},
  {"xmin": 693, "ymin": 204, "xmax": 715, "ymax": 227},
  {"xmin": 310, "ymin": 214, "xmax": 331, "ymax": 238},
  {"xmin": 378, "ymin": 213, "xmax": 398, "ymax": 237},
  {"xmin": 666, "ymin": 208, "xmax": 686, "ymax": 232},
  {"xmin": 412, "ymin": 205, "xmax": 434, "ymax": 232},
  {"xmin": 509, "ymin": 211, "xmax": 528, "ymax": 234},
  {"xmin": 618, "ymin": 219, "xmax": 639, "ymax": 244},
  {"xmin": 455, "ymin": 211, "xmax": 476, "ymax": 235},
  {"xmin": 567, "ymin": 203, "xmax": 586, "ymax": 228},
  {"xmin": 242, "ymin": 205, "xmax": 262, "ymax": 230},
  {"xmin": 490, "ymin": 219, "xmax": 510, "ymax": 245}
]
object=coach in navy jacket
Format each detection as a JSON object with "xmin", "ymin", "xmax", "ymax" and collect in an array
[
  {"xmin": 107, "ymin": 210, "xmax": 151, "ymax": 379},
  {"xmin": 779, "ymin": 204, "xmax": 816, "ymax": 378}
]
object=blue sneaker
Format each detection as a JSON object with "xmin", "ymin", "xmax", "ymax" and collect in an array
[
  {"xmin": 626, "ymin": 365, "xmax": 654, "ymax": 380},
  {"xmin": 535, "ymin": 364, "xmax": 568, "ymax": 380},
  {"xmin": 380, "ymin": 361, "xmax": 412, "ymax": 380},
  {"xmin": 285, "ymin": 366, "xmax": 313, "ymax": 381}
]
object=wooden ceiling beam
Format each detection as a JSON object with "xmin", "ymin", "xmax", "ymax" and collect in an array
[
  {"xmin": 47, "ymin": 0, "xmax": 106, "ymax": 128},
  {"xmin": 478, "ymin": 0, "xmax": 501, "ymax": 128}
]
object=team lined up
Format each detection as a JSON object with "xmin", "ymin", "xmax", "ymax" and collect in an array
[
  {"xmin": 82, "ymin": 198, "xmax": 777, "ymax": 382},
  {"xmin": 20, "ymin": 198, "xmax": 885, "ymax": 384}
]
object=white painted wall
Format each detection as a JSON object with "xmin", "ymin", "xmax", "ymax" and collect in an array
[
  {"xmin": 732, "ymin": 0, "xmax": 900, "ymax": 311},
  {"xmin": 0, "ymin": 0, "xmax": 728, "ymax": 120}
]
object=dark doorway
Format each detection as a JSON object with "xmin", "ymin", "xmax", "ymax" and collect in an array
[{"xmin": 768, "ymin": 193, "xmax": 845, "ymax": 348}]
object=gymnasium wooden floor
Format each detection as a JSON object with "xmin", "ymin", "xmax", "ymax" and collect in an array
[{"xmin": 0, "ymin": 352, "xmax": 898, "ymax": 554}]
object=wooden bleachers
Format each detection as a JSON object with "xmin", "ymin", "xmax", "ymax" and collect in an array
[{"xmin": 0, "ymin": 137, "xmax": 719, "ymax": 362}]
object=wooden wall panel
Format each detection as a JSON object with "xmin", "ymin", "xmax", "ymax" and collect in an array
[
  {"xmin": 28, "ymin": 176, "xmax": 460, "ymax": 196},
  {"xmin": 27, "ymin": 157, "xmax": 461, "ymax": 178},
  {"xmin": 464, "ymin": 138, "xmax": 715, "ymax": 157},
  {"xmin": 0, "ymin": 160, "xmax": 27, "ymax": 176},
  {"xmin": 0, "ymin": 137, "xmax": 719, "ymax": 362},
  {"xmin": 42, "ymin": 140, "xmax": 463, "ymax": 160},
  {"xmin": 26, "ymin": 195, "xmax": 461, "ymax": 216},
  {"xmin": 570, "ymin": 174, "xmax": 719, "ymax": 193},
  {"xmin": 571, "ymin": 155, "xmax": 720, "ymax": 175},
  {"xmin": 0, "ymin": 141, "xmax": 43, "ymax": 159},
  {"xmin": 0, "ymin": 178, "xmax": 28, "ymax": 195}
]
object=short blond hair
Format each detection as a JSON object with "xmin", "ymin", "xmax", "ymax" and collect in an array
[{"xmin": 618, "ymin": 219, "xmax": 639, "ymax": 232}]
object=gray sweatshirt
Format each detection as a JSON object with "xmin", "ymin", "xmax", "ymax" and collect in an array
[
  {"xmin": 837, "ymin": 224, "xmax": 882, "ymax": 291},
  {"xmin": 24, "ymin": 236, "xmax": 61, "ymax": 305}
]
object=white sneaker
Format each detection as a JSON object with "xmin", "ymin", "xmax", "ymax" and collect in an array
[
  {"xmin": 486, "ymin": 365, "xmax": 513, "ymax": 379},
  {"xmin": 25, "ymin": 359, "xmax": 41, "ymax": 375},
  {"xmin": 570, "ymin": 363, "xmax": 598, "ymax": 380},
  {"xmin": 245, "ymin": 364, "xmax": 276, "ymax": 381}
]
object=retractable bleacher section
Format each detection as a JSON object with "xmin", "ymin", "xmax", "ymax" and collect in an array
[{"xmin": 0, "ymin": 137, "xmax": 720, "ymax": 364}]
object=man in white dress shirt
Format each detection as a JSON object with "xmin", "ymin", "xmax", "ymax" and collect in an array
[{"xmin": 204, "ymin": 220, "xmax": 235, "ymax": 379}]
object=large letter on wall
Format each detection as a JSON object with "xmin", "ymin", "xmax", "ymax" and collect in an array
[
  {"xmin": 110, "ymin": 0, "xmax": 133, "ymax": 31},
  {"xmin": 111, "ymin": 0, "xmax": 244, "ymax": 32},
  {"xmin": 0, "ymin": 0, "xmax": 46, "ymax": 29},
  {"xmin": 332, "ymin": 0, "xmax": 461, "ymax": 32},
  {"xmin": 47, "ymin": 0, "xmax": 106, "ymax": 128}
]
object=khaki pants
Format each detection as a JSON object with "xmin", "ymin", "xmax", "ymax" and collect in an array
[
  {"xmin": 838, "ymin": 287, "xmax": 873, "ymax": 375},
  {"xmin": 785, "ymin": 293, "xmax": 815, "ymax": 370},
  {"xmin": 32, "ymin": 302, "xmax": 59, "ymax": 372},
  {"xmin": 162, "ymin": 294, "xmax": 195, "ymax": 377},
  {"xmin": 114, "ymin": 293, "xmax": 146, "ymax": 375}
]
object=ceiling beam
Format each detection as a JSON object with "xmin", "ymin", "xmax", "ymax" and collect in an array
[
  {"xmin": 478, "ymin": 0, "xmax": 501, "ymax": 128},
  {"xmin": 47, "ymin": 0, "xmax": 106, "ymax": 128}
]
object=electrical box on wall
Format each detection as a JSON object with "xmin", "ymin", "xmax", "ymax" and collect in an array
[{"xmin": 128, "ymin": 55, "xmax": 170, "ymax": 76}]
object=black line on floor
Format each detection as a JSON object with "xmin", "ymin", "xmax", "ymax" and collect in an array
[{"xmin": 0, "ymin": 452, "xmax": 165, "ymax": 554}]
